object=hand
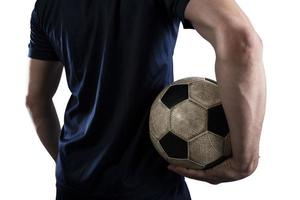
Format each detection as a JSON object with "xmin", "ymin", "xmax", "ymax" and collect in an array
[{"xmin": 167, "ymin": 157, "xmax": 260, "ymax": 185}]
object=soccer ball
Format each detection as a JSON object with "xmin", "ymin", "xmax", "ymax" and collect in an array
[{"xmin": 149, "ymin": 77, "xmax": 232, "ymax": 170}]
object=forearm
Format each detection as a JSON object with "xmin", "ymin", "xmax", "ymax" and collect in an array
[
  {"xmin": 26, "ymin": 98, "xmax": 61, "ymax": 162},
  {"xmin": 215, "ymin": 33, "xmax": 266, "ymax": 170}
]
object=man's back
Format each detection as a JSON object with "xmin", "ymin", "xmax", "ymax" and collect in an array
[{"xmin": 28, "ymin": 0, "xmax": 194, "ymax": 198}]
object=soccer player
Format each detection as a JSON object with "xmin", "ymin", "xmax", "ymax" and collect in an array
[{"xmin": 25, "ymin": 0, "xmax": 266, "ymax": 199}]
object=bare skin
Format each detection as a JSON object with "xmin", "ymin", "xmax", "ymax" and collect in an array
[
  {"xmin": 25, "ymin": 59, "xmax": 63, "ymax": 162},
  {"xmin": 167, "ymin": 0, "xmax": 266, "ymax": 184},
  {"xmin": 25, "ymin": 0, "xmax": 266, "ymax": 184}
]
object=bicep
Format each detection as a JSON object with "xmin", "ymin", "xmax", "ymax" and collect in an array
[
  {"xmin": 26, "ymin": 59, "xmax": 63, "ymax": 99},
  {"xmin": 27, "ymin": 4, "xmax": 63, "ymax": 100},
  {"xmin": 184, "ymin": 0, "xmax": 254, "ymax": 44}
]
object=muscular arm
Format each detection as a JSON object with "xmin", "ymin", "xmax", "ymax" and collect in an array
[
  {"xmin": 168, "ymin": 0, "xmax": 266, "ymax": 183},
  {"xmin": 25, "ymin": 59, "xmax": 63, "ymax": 162}
]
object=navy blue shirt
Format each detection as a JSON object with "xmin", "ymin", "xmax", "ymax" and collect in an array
[{"xmin": 28, "ymin": 0, "xmax": 195, "ymax": 199}]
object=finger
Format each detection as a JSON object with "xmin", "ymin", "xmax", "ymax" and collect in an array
[
  {"xmin": 202, "ymin": 159, "xmax": 237, "ymax": 182},
  {"xmin": 167, "ymin": 159, "xmax": 238, "ymax": 184},
  {"xmin": 168, "ymin": 165, "xmax": 208, "ymax": 180},
  {"xmin": 168, "ymin": 165, "xmax": 220, "ymax": 184}
]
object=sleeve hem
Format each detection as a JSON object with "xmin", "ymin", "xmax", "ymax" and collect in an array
[
  {"xmin": 176, "ymin": 0, "xmax": 194, "ymax": 29},
  {"xmin": 28, "ymin": 48, "xmax": 60, "ymax": 61}
]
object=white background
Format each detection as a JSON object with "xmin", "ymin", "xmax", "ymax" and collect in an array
[{"xmin": 0, "ymin": 0, "xmax": 299, "ymax": 199}]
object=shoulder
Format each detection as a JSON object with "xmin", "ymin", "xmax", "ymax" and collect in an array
[{"xmin": 32, "ymin": 0, "xmax": 57, "ymax": 16}]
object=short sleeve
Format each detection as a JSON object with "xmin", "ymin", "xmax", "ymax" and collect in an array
[
  {"xmin": 162, "ymin": 0, "xmax": 194, "ymax": 29},
  {"xmin": 28, "ymin": 6, "xmax": 59, "ymax": 60}
]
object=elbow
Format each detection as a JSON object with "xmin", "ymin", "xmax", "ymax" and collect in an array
[
  {"xmin": 25, "ymin": 94, "xmax": 51, "ymax": 109},
  {"xmin": 25, "ymin": 95, "xmax": 36, "ymax": 109},
  {"xmin": 25, "ymin": 95, "xmax": 32, "ymax": 109},
  {"xmin": 215, "ymin": 25, "xmax": 263, "ymax": 66},
  {"xmin": 233, "ymin": 156, "xmax": 260, "ymax": 179}
]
